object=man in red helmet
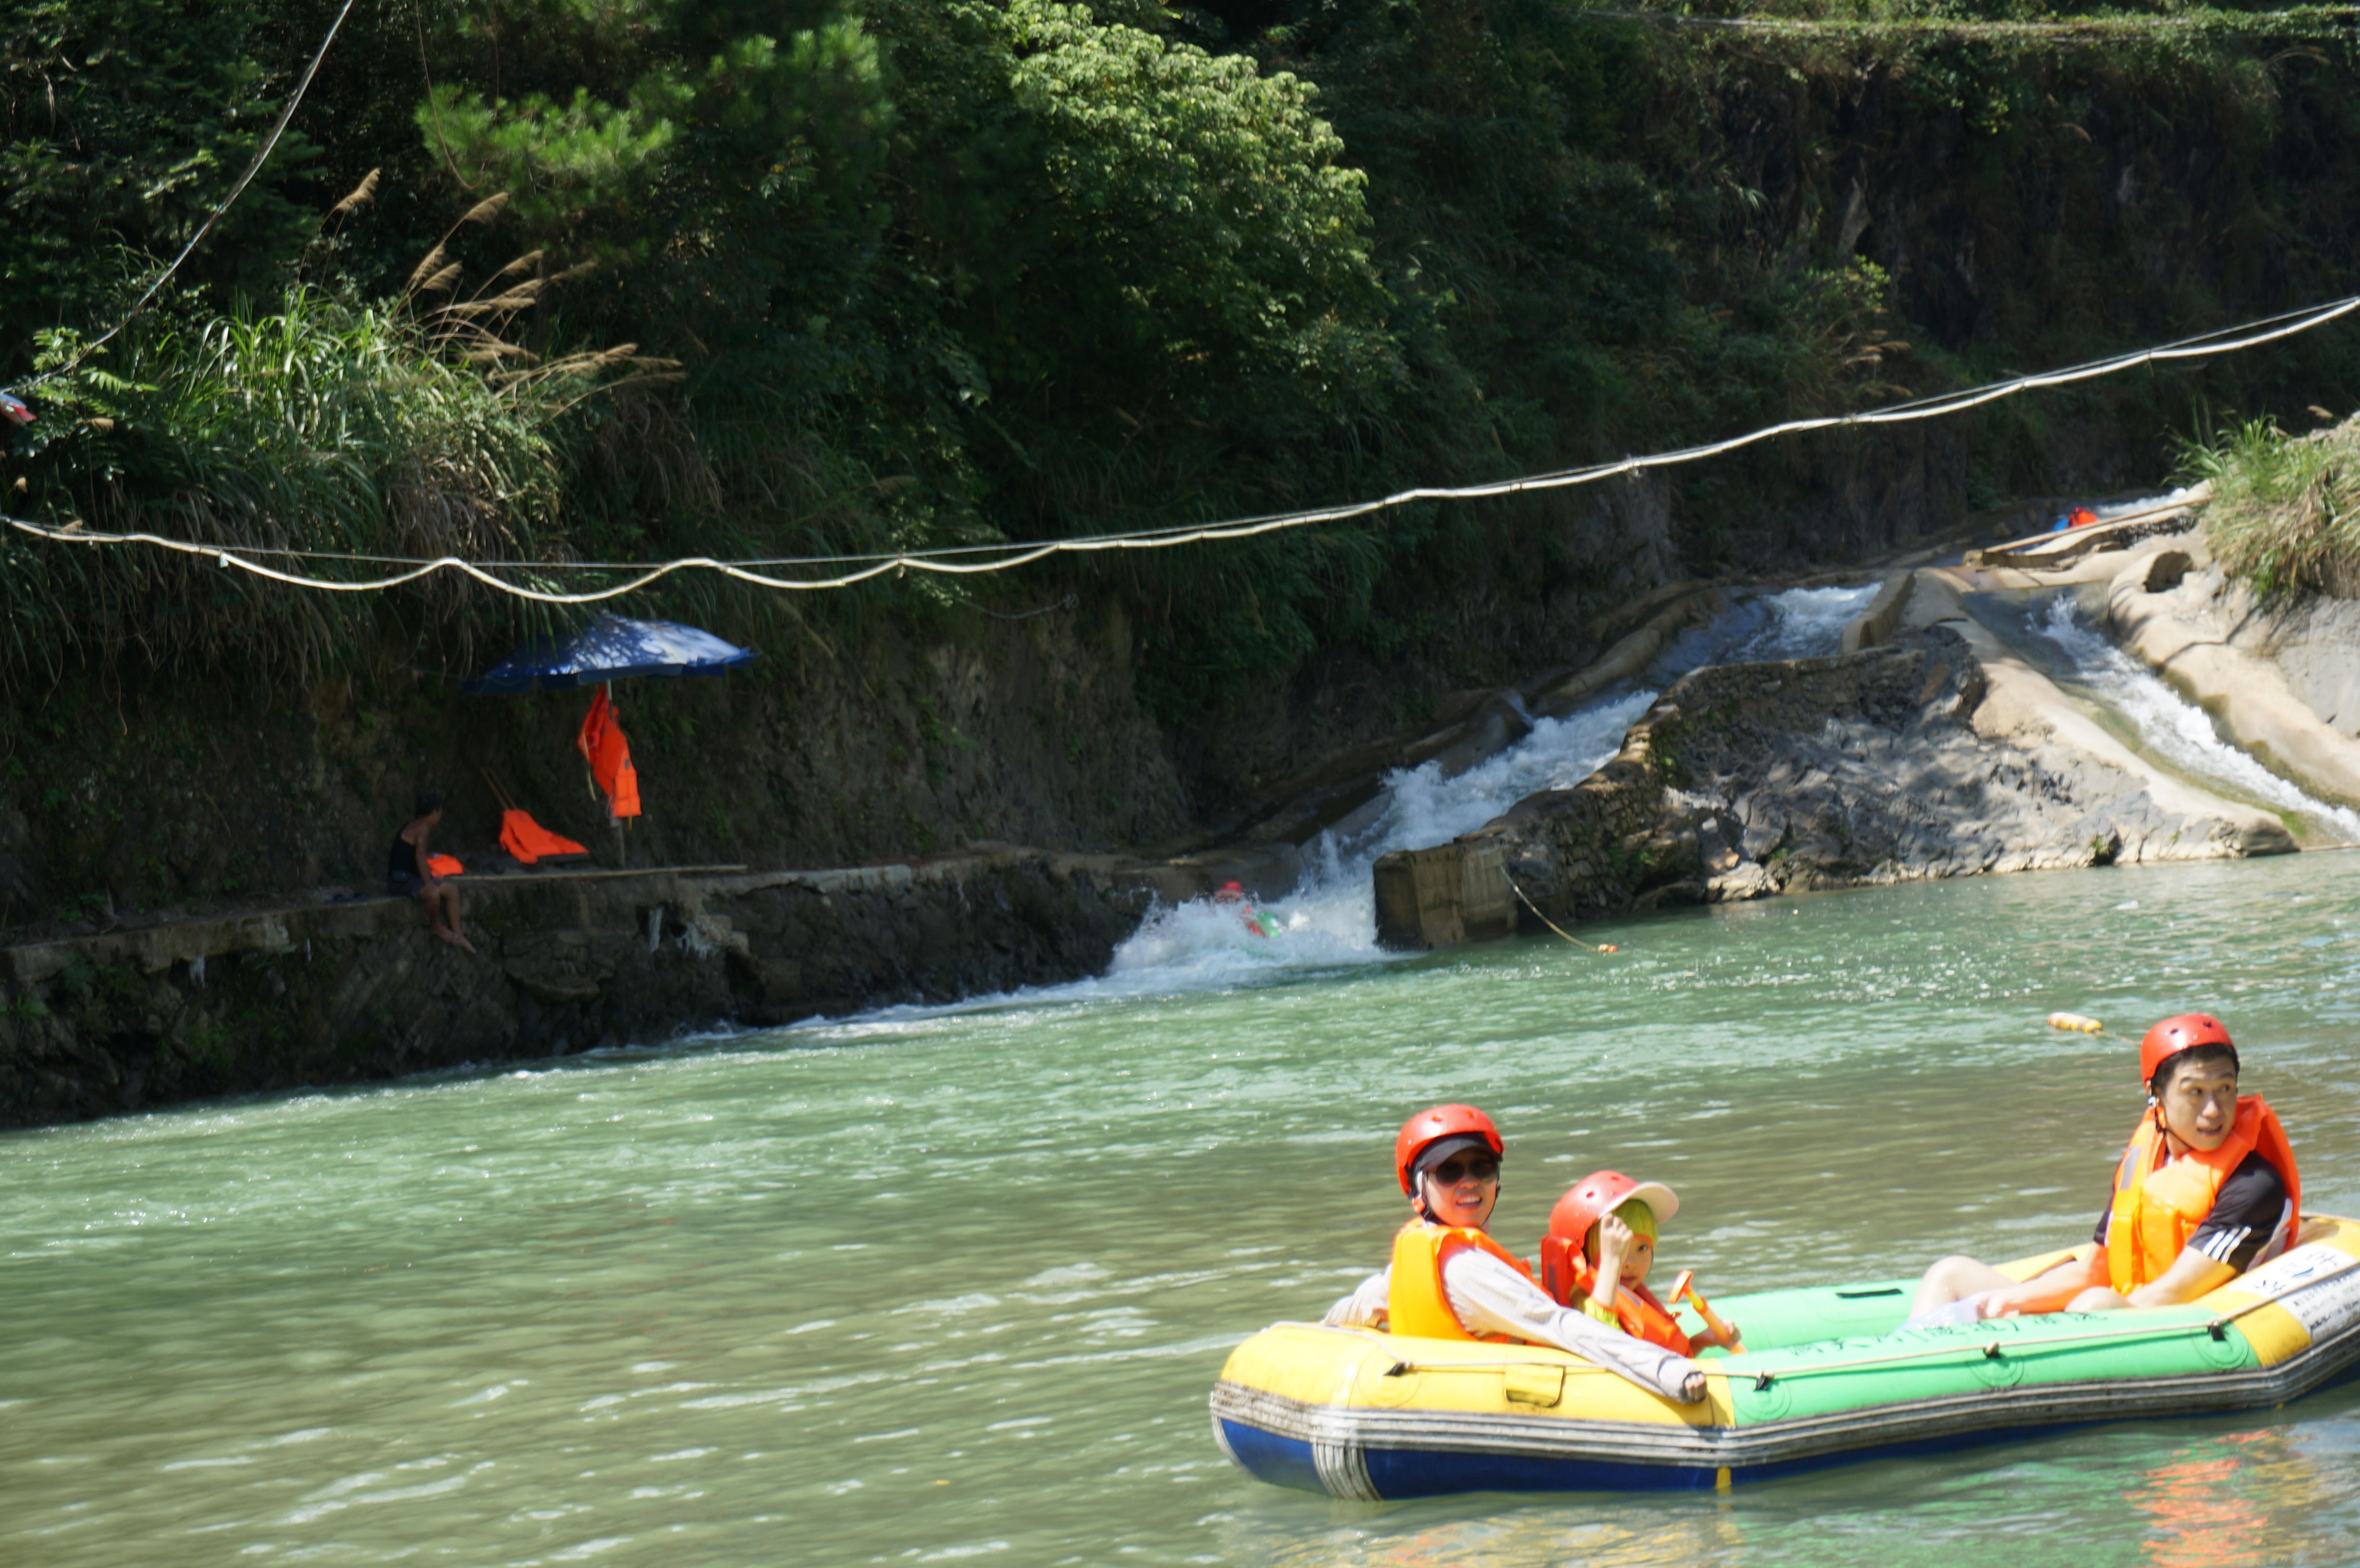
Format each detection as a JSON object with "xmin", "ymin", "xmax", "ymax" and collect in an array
[
  {"xmin": 1211, "ymin": 880, "xmax": 1274, "ymax": 938},
  {"xmin": 1321, "ymin": 1104, "xmax": 1709, "ymax": 1403},
  {"xmin": 1911, "ymin": 1014, "xmax": 2301, "ymax": 1322}
]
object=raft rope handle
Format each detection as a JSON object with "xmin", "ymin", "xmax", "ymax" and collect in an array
[
  {"xmin": 1734, "ymin": 1256, "xmax": 2360, "ymax": 1388},
  {"xmin": 1501, "ymin": 867, "xmax": 1618, "ymax": 954},
  {"xmin": 1340, "ymin": 1252, "xmax": 2360, "ymax": 1388},
  {"xmin": 1369, "ymin": 1315, "xmax": 2289, "ymax": 1389}
]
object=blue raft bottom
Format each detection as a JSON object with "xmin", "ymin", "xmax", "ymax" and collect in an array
[{"xmin": 1212, "ymin": 1411, "xmax": 2360, "ymax": 1498}]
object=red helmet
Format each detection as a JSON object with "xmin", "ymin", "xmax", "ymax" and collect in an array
[
  {"xmin": 1546, "ymin": 1170, "xmax": 1681, "ymax": 1246},
  {"xmin": 1394, "ymin": 1104, "xmax": 1503, "ymax": 1196},
  {"xmin": 2139, "ymin": 1014, "xmax": 2237, "ymax": 1087}
]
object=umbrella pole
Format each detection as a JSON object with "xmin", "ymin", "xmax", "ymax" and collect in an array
[{"xmin": 600, "ymin": 682, "xmax": 631, "ymax": 869}]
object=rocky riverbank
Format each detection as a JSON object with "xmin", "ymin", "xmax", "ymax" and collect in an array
[
  {"xmin": 1375, "ymin": 614, "xmax": 2295, "ymax": 949},
  {"xmin": 17, "ymin": 504, "xmax": 2360, "ymax": 1128}
]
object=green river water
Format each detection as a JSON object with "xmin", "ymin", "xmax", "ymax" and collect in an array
[{"xmin": 5, "ymin": 853, "xmax": 2360, "ymax": 1566}]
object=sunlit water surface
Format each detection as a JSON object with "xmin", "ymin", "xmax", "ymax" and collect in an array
[{"xmin": 6, "ymin": 852, "xmax": 2360, "ymax": 1566}]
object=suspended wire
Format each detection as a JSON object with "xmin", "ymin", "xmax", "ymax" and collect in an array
[
  {"xmin": 1568, "ymin": 4, "xmax": 2356, "ymax": 37},
  {"xmin": 7, "ymin": 291, "xmax": 2358, "ymax": 600},
  {"xmin": 4, "ymin": 0, "xmax": 360, "ymax": 398}
]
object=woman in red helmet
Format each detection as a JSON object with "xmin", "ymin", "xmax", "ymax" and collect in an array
[
  {"xmin": 1910, "ymin": 1013, "xmax": 2301, "ymax": 1322},
  {"xmin": 1321, "ymin": 1104, "xmax": 1709, "ymax": 1403}
]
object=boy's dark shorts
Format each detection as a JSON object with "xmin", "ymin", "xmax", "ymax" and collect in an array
[{"xmin": 389, "ymin": 871, "xmax": 427, "ymax": 898}]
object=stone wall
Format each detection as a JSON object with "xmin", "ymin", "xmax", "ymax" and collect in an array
[
  {"xmin": 0, "ymin": 600, "xmax": 1190, "ymax": 946},
  {"xmin": 0, "ymin": 850, "xmax": 1159, "ymax": 1129}
]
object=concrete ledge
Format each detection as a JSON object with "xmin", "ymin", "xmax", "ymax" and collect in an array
[
  {"xmin": 1840, "ymin": 571, "xmax": 1916, "ymax": 654},
  {"xmin": 2105, "ymin": 560, "xmax": 2360, "ymax": 814},
  {"xmin": 1372, "ymin": 840, "xmax": 1512, "ymax": 951},
  {"xmin": 1531, "ymin": 589, "xmax": 1721, "ymax": 718},
  {"xmin": 0, "ymin": 847, "xmax": 1168, "ymax": 1130}
]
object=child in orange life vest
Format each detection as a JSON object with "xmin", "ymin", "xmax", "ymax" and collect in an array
[{"xmin": 1539, "ymin": 1171, "xmax": 1739, "ymax": 1354}]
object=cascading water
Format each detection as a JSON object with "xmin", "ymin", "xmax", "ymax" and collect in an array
[
  {"xmin": 1095, "ymin": 582, "xmax": 1883, "ymax": 995},
  {"xmin": 2033, "ymin": 594, "xmax": 2360, "ymax": 843}
]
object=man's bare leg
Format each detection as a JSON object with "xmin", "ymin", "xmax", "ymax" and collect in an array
[
  {"xmin": 1911, "ymin": 1255, "xmax": 2024, "ymax": 1317},
  {"xmin": 433, "ymin": 886, "xmax": 478, "ymax": 954}
]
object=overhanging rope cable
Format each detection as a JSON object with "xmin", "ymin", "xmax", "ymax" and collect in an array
[
  {"xmin": 1568, "ymin": 5, "xmax": 2356, "ymax": 37},
  {"xmin": 4, "ymin": 0, "xmax": 359, "ymax": 397},
  {"xmin": 8, "ymin": 291, "xmax": 2358, "ymax": 600}
]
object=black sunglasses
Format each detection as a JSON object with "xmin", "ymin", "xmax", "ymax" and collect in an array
[{"xmin": 1427, "ymin": 1155, "xmax": 1501, "ymax": 1186}]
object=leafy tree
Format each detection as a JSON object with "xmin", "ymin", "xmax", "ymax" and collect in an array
[{"xmin": 0, "ymin": 0, "xmax": 321, "ymax": 368}]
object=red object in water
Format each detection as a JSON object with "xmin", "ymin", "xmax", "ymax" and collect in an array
[{"xmin": 2068, "ymin": 506, "xmax": 2099, "ymax": 527}]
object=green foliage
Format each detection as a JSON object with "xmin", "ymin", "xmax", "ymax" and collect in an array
[
  {"xmin": 0, "ymin": 0, "xmax": 321, "ymax": 364},
  {"xmin": 9, "ymin": 0, "xmax": 2360, "ymax": 729},
  {"xmin": 2185, "ymin": 415, "xmax": 2360, "ymax": 598},
  {"xmin": 3, "ymin": 287, "xmax": 579, "ymax": 681}
]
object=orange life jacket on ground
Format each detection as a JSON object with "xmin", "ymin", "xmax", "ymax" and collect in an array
[
  {"xmin": 576, "ymin": 688, "xmax": 642, "ymax": 820},
  {"xmin": 1389, "ymin": 1220, "xmax": 1536, "ymax": 1344},
  {"xmin": 1538, "ymin": 1244, "xmax": 1693, "ymax": 1355},
  {"xmin": 2106, "ymin": 1095, "xmax": 2299, "ymax": 1296},
  {"xmin": 498, "ymin": 808, "xmax": 589, "ymax": 866}
]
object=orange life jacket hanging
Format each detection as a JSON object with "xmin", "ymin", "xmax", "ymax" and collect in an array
[{"xmin": 576, "ymin": 686, "xmax": 642, "ymax": 821}]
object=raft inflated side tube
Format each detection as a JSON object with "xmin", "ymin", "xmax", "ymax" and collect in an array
[{"xmin": 1211, "ymin": 1216, "xmax": 2360, "ymax": 1498}]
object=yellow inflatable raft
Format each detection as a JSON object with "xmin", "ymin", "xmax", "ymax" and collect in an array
[{"xmin": 1211, "ymin": 1217, "xmax": 2360, "ymax": 1497}]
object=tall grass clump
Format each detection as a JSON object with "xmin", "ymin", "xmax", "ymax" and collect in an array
[
  {"xmin": 2184, "ymin": 416, "xmax": 2360, "ymax": 600},
  {"xmin": 1, "ymin": 277, "xmax": 627, "ymax": 689}
]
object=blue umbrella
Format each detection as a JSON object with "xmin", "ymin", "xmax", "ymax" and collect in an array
[{"xmin": 462, "ymin": 614, "xmax": 756, "ymax": 695}]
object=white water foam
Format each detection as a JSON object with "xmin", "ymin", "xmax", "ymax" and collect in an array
[
  {"xmin": 793, "ymin": 585, "xmax": 1881, "ymax": 1026},
  {"xmin": 2095, "ymin": 486, "xmax": 2203, "ymax": 521},
  {"xmin": 1653, "ymin": 581, "xmax": 1879, "ymax": 673},
  {"xmin": 1095, "ymin": 583, "xmax": 1882, "ymax": 994},
  {"xmin": 2034, "ymin": 595, "xmax": 2360, "ymax": 842}
]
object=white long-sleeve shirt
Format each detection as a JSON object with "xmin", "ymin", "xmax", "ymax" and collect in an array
[{"xmin": 1322, "ymin": 1252, "xmax": 1704, "ymax": 1402}]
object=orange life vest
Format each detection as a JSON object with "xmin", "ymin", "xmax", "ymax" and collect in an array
[
  {"xmin": 425, "ymin": 853, "xmax": 464, "ymax": 878},
  {"xmin": 498, "ymin": 808, "xmax": 589, "ymax": 866},
  {"xmin": 1538, "ymin": 1244, "xmax": 1693, "ymax": 1355},
  {"xmin": 2105, "ymin": 1095, "xmax": 2299, "ymax": 1296},
  {"xmin": 1389, "ymin": 1220, "xmax": 1536, "ymax": 1343},
  {"xmin": 576, "ymin": 688, "xmax": 642, "ymax": 820}
]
